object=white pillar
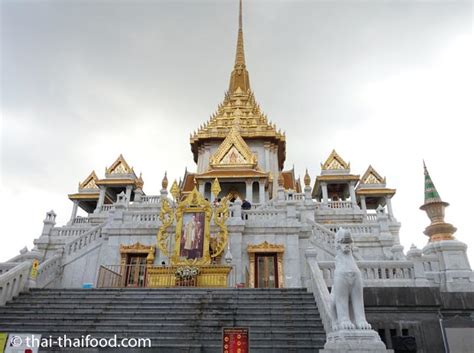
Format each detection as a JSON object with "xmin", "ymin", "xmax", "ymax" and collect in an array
[
  {"xmin": 95, "ymin": 187, "xmax": 106, "ymax": 212},
  {"xmin": 198, "ymin": 181, "xmax": 205, "ymax": 195},
  {"xmin": 264, "ymin": 143, "xmax": 270, "ymax": 171},
  {"xmin": 68, "ymin": 201, "xmax": 79, "ymax": 224},
  {"xmin": 385, "ymin": 196, "xmax": 394, "ymax": 219},
  {"xmin": 245, "ymin": 180, "xmax": 252, "ymax": 201},
  {"xmin": 125, "ymin": 185, "xmax": 133, "ymax": 204},
  {"xmin": 360, "ymin": 196, "xmax": 367, "ymax": 214},
  {"xmin": 259, "ymin": 181, "xmax": 265, "ymax": 204},
  {"xmin": 349, "ymin": 181, "xmax": 357, "ymax": 205},
  {"xmin": 321, "ymin": 182, "xmax": 329, "ymax": 204}
]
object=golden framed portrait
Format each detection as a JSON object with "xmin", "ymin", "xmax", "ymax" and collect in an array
[{"xmin": 179, "ymin": 211, "xmax": 206, "ymax": 260}]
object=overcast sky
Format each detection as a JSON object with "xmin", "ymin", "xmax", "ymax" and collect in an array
[{"xmin": 1, "ymin": 0, "xmax": 473, "ymax": 263}]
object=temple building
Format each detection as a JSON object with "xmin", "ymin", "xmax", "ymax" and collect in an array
[{"xmin": 1, "ymin": 1, "xmax": 473, "ymax": 352}]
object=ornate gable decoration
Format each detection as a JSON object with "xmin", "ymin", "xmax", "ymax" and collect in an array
[
  {"xmin": 247, "ymin": 241, "xmax": 285, "ymax": 253},
  {"xmin": 79, "ymin": 171, "xmax": 99, "ymax": 190},
  {"xmin": 321, "ymin": 150, "xmax": 350, "ymax": 171},
  {"xmin": 106, "ymin": 154, "xmax": 134, "ymax": 175},
  {"xmin": 209, "ymin": 125, "xmax": 257, "ymax": 169},
  {"xmin": 360, "ymin": 165, "xmax": 386, "ymax": 185}
]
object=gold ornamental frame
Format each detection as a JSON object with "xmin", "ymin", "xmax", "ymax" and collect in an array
[
  {"xmin": 119, "ymin": 242, "xmax": 155, "ymax": 265},
  {"xmin": 157, "ymin": 187, "xmax": 229, "ymax": 266},
  {"xmin": 247, "ymin": 241, "xmax": 284, "ymax": 288}
]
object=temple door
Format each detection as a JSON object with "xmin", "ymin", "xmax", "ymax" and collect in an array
[
  {"xmin": 125, "ymin": 255, "xmax": 147, "ymax": 287},
  {"xmin": 255, "ymin": 253, "xmax": 278, "ymax": 288}
]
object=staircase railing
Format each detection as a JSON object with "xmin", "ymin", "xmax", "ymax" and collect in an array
[
  {"xmin": 305, "ymin": 250, "xmax": 334, "ymax": 334},
  {"xmin": 0, "ymin": 261, "xmax": 31, "ymax": 306},
  {"xmin": 36, "ymin": 255, "xmax": 62, "ymax": 288},
  {"xmin": 64, "ymin": 222, "xmax": 106, "ymax": 258},
  {"xmin": 0, "ymin": 262, "xmax": 20, "ymax": 275},
  {"xmin": 318, "ymin": 260, "xmax": 417, "ymax": 287},
  {"xmin": 307, "ymin": 220, "xmax": 336, "ymax": 256}
]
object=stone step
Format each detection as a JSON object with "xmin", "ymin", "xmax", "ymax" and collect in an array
[
  {"xmin": 0, "ymin": 313, "xmax": 321, "ymax": 320},
  {"xmin": 23, "ymin": 343, "xmax": 324, "ymax": 353},
  {"xmin": 0, "ymin": 307, "xmax": 319, "ymax": 314},
  {"xmin": 27, "ymin": 289, "xmax": 309, "ymax": 295},
  {"xmin": 0, "ymin": 320, "xmax": 322, "ymax": 328},
  {"xmin": 0, "ymin": 327, "xmax": 326, "ymax": 337},
  {"xmin": 0, "ymin": 288, "xmax": 325, "ymax": 351},
  {"xmin": 23, "ymin": 290, "xmax": 312, "ymax": 294}
]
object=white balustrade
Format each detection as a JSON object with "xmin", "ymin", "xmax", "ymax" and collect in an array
[
  {"xmin": 101, "ymin": 205, "xmax": 114, "ymax": 212},
  {"xmin": 36, "ymin": 255, "xmax": 62, "ymax": 288},
  {"xmin": 366, "ymin": 213, "xmax": 377, "ymax": 222},
  {"xmin": 131, "ymin": 213, "xmax": 160, "ymax": 223},
  {"xmin": 57, "ymin": 227, "xmax": 90, "ymax": 237},
  {"xmin": 327, "ymin": 224, "xmax": 376, "ymax": 235},
  {"xmin": 309, "ymin": 221, "xmax": 336, "ymax": 254},
  {"xmin": 0, "ymin": 262, "xmax": 19, "ymax": 275},
  {"xmin": 73, "ymin": 217, "xmax": 91, "ymax": 224},
  {"xmin": 306, "ymin": 252, "xmax": 335, "ymax": 333},
  {"xmin": 66, "ymin": 223, "xmax": 105, "ymax": 257},
  {"xmin": 140, "ymin": 195, "xmax": 161, "ymax": 204},
  {"xmin": 318, "ymin": 261, "xmax": 417, "ymax": 287},
  {"xmin": 285, "ymin": 193, "xmax": 305, "ymax": 201},
  {"xmin": 0, "ymin": 261, "xmax": 31, "ymax": 306},
  {"xmin": 327, "ymin": 201, "xmax": 353, "ymax": 209},
  {"xmin": 241, "ymin": 209, "xmax": 285, "ymax": 221}
]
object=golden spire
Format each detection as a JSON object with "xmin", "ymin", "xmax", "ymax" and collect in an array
[
  {"xmin": 190, "ymin": 0, "xmax": 286, "ymax": 170},
  {"xmin": 236, "ymin": 0, "xmax": 245, "ymax": 66},
  {"xmin": 229, "ymin": 0, "xmax": 250, "ymax": 93}
]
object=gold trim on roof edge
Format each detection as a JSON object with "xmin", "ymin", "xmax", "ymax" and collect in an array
[
  {"xmin": 356, "ymin": 188, "xmax": 396, "ymax": 196},
  {"xmin": 79, "ymin": 171, "xmax": 99, "ymax": 190},
  {"xmin": 209, "ymin": 123, "xmax": 258, "ymax": 168},
  {"xmin": 321, "ymin": 150, "xmax": 350, "ymax": 170},
  {"xmin": 360, "ymin": 165, "xmax": 386, "ymax": 185},
  {"xmin": 106, "ymin": 154, "xmax": 135, "ymax": 175}
]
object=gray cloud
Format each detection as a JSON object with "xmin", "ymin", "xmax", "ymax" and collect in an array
[{"xmin": 1, "ymin": 0, "xmax": 472, "ymax": 261}]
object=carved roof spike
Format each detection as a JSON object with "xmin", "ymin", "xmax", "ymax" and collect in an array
[
  {"xmin": 304, "ymin": 169, "xmax": 311, "ymax": 187},
  {"xmin": 162, "ymin": 171, "xmax": 168, "ymax": 190},
  {"xmin": 422, "ymin": 161, "xmax": 443, "ymax": 205}
]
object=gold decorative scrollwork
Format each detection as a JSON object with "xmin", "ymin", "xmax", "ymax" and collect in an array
[
  {"xmin": 157, "ymin": 187, "xmax": 229, "ymax": 266},
  {"xmin": 210, "ymin": 197, "xmax": 229, "ymax": 258},
  {"xmin": 157, "ymin": 198, "xmax": 174, "ymax": 257}
]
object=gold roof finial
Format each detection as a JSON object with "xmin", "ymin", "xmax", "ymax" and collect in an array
[
  {"xmin": 170, "ymin": 180, "xmax": 180, "ymax": 201},
  {"xmin": 304, "ymin": 169, "xmax": 311, "ymax": 187},
  {"xmin": 162, "ymin": 171, "xmax": 168, "ymax": 190}
]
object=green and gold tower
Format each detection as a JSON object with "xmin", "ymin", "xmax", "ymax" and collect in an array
[{"xmin": 420, "ymin": 161, "xmax": 457, "ymax": 242}]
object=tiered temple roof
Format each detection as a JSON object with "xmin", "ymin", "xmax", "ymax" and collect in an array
[{"xmin": 189, "ymin": 0, "xmax": 286, "ymax": 169}]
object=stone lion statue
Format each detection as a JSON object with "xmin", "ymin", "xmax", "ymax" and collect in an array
[{"xmin": 330, "ymin": 228, "xmax": 372, "ymax": 331}]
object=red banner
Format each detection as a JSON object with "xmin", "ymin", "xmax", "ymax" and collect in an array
[{"xmin": 222, "ymin": 328, "xmax": 249, "ymax": 353}]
